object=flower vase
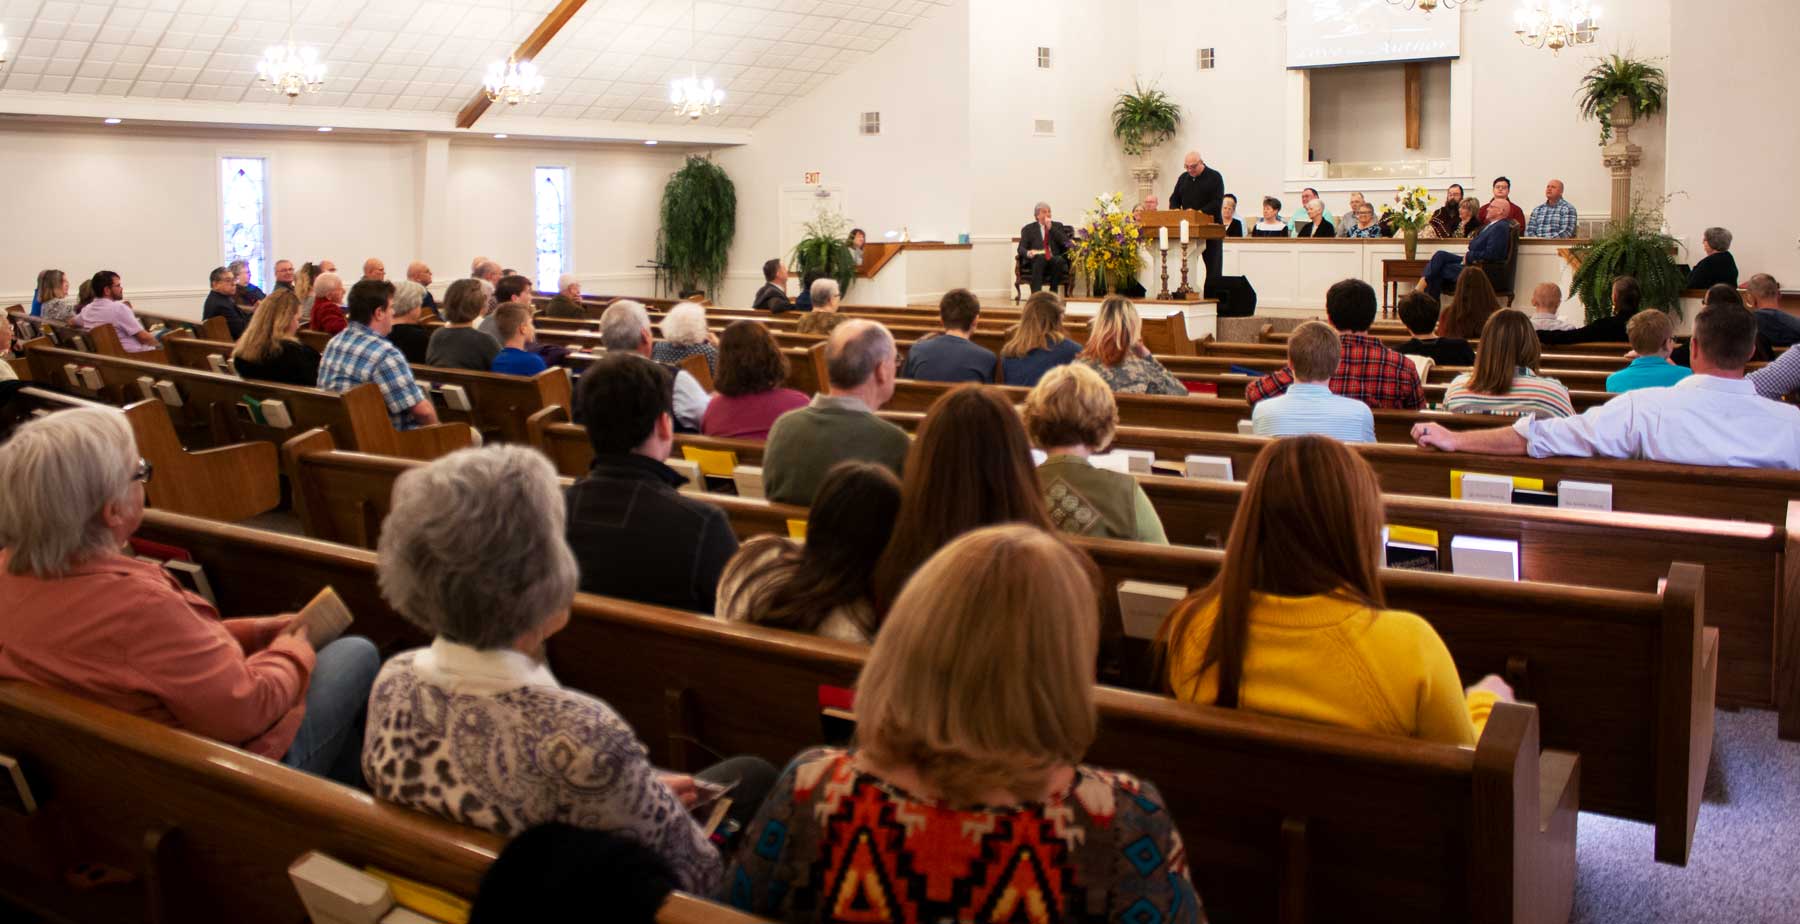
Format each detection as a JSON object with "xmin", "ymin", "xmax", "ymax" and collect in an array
[{"xmin": 1403, "ymin": 227, "xmax": 1419, "ymax": 261}]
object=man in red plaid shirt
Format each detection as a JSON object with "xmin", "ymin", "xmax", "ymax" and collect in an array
[{"xmin": 1246, "ymin": 279, "xmax": 1424, "ymax": 410}]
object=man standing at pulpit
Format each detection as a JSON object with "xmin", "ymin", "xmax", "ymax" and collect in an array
[
  {"xmin": 1169, "ymin": 151, "xmax": 1225, "ymax": 288},
  {"xmin": 1018, "ymin": 202, "xmax": 1073, "ymax": 294}
]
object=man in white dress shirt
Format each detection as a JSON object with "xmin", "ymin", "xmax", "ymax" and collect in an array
[{"xmin": 1410, "ymin": 303, "xmax": 1800, "ymax": 469}]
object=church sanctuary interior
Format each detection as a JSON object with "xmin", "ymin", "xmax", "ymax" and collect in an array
[{"xmin": 4, "ymin": 0, "xmax": 1800, "ymax": 921}]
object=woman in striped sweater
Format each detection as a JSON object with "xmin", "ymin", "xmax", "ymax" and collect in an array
[{"xmin": 1443, "ymin": 309, "xmax": 1574, "ymax": 418}]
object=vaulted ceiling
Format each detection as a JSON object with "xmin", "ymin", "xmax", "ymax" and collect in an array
[{"xmin": 0, "ymin": 0, "xmax": 952, "ymax": 132}]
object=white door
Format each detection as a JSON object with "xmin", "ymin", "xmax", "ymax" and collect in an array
[{"xmin": 779, "ymin": 185, "xmax": 848, "ymax": 271}]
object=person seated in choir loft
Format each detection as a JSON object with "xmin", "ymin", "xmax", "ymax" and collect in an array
[
  {"xmin": 1748, "ymin": 273, "xmax": 1800, "ymax": 347},
  {"xmin": 1528, "ymin": 282, "xmax": 1576, "ymax": 332},
  {"xmin": 490, "ymin": 304, "xmax": 547, "ymax": 377},
  {"xmin": 427, "ymin": 278, "xmax": 501, "ymax": 372},
  {"xmin": 78, "ymin": 271, "xmax": 158, "ymax": 352},
  {"xmin": 1076, "ymin": 296, "xmax": 1187, "ymax": 396},
  {"xmin": 1025, "ymin": 363, "xmax": 1170, "ymax": 544},
  {"xmin": 1251, "ymin": 196, "xmax": 1290, "ymax": 237},
  {"xmin": 1289, "ymin": 187, "xmax": 1335, "ymax": 235},
  {"xmin": 794, "ymin": 278, "xmax": 847, "ymax": 335},
  {"xmin": 541, "ymin": 274, "xmax": 585, "ymax": 318},
  {"xmin": 564, "ymin": 353, "xmax": 738, "ymax": 611},
  {"xmin": 900, "ymin": 288, "xmax": 996, "ymax": 384},
  {"xmin": 384, "ymin": 280, "xmax": 431, "ymax": 365},
  {"xmin": 203, "ymin": 264, "xmax": 253, "ymax": 339},
  {"xmin": 716, "ymin": 461, "xmax": 902, "ymax": 645},
  {"xmin": 1156, "ymin": 435, "xmax": 1509, "ymax": 746},
  {"xmin": 1485, "ymin": 176, "xmax": 1527, "ymax": 228},
  {"xmin": 999, "ymin": 290, "xmax": 1081, "ymax": 387},
  {"xmin": 1248, "ymin": 280, "xmax": 1424, "ymax": 410},
  {"xmin": 1525, "ymin": 179, "xmax": 1579, "ymax": 239},
  {"xmin": 762, "ymin": 320, "xmax": 909, "ymax": 506},
  {"xmin": 1605, "ymin": 308, "xmax": 1692, "ymax": 393},
  {"xmin": 726, "ymin": 525, "xmax": 1201, "ymax": 923},
  {"xmin": 1343, "ymin": 201, "xmax": 1387, "ymax": 239},
  {"xmin": 1685, "ymin": 226, "xmax": 1739, "ymax": 290},
  {"xmin": 1418, "ymin": 212, "xmax": 1515, "ymax": 300},
  {"xmin": 363, "ymin": 445, "xmax": 771, "ymax": 892},
  {"xmin": 0, "ymin": 407, "xmax": 381, "ymax": 786},
  {"xmin": 1219, "ymin": 193, "xmax": 1244, "ymax": 237},
  {"xmin": 751, "ymin": 259, "xmax": 792, "ymax": 313},
  {"xmin": 651, "ymin": 301, "xmax": 719, "ymax": 377},
  {"xmin": 600, "ymin": 299, "xmax": 711, "ymax": 431},
  {"xmin": 1424, "ymin": 184, "xmax": 1466, "ymax": 238},
  {"xmin": 1252, "ymin": 322, "xmax": 1377, "ymax": 443},
  {"xmin": 1444, "ymin": 310, "xmax": 1575, "ymax": 419},
  {"xmin": 1295, "ymin": 197, "xmax": 1335, "ymax": 238},
  {"xmin": 231, "ymin": 288, "xmax": 321, "ymax": 387},
  {"xmin": 1413, "ymin": 300, "xmax": 1800, "ymax": 468},
  {"xmin": 1018, "ymin": 201, "xmax": 1074, "ymax": 294},
  {"xmin": 1395, "ymin": 290, "xmax": 1476, "ymax": 368}
]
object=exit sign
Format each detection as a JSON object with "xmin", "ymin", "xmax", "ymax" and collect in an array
[{"xmin": 803, "ymin": 171, "xmax": 822, "ymax": 185}]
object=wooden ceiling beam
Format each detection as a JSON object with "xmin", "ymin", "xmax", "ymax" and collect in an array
[{"xmin": 454, "ymin": 0, "xmax": 590, "ymax": 130}]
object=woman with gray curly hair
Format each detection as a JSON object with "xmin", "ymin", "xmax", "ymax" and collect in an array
[
  {"xmin": 651, "ymin": 300, "xmax": 719, "ymax": 377},
  {"xmin": 362, "ymin": 445, "xmax": 771, "ymax": 895}
]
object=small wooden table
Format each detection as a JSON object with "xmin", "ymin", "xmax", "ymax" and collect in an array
[{"xmin": 1382, "ymin": 258, "xmax": 1430, "ymax": 317}]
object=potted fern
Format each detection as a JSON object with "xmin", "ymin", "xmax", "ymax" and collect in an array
[
  {"xmin": 1576, "ymin": 54, "xmax": 1667, "ymax": 145},
  {"xmin": 656, "ymin": 156, "xmax": 737, "ymax": 298},
  {"xmin": 1569, "ymin": 199, "xmax": 1684, "ymax": 322},
  {"xmin": 1111, "ymin": 81, "xmax": 1182, "ymax": 167},
  {"xmin": 790, "ymin": 210, "xmax": 858, "ymax": 297}
]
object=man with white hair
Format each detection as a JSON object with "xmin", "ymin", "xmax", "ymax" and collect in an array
[
  {"xmin": 308, "ymin": 272, "xmax": 348, "ymax": 335},
  {"xmin": 1169, "ymin": 150, "xmax": 1226, "ymax": 284},
  {"xmin": 598, "ymin": 299, "xmax": 710, "ymax": 431},
  {"xmin": 542, "ymin": 274, "xmax": 584, "ymax": 318},
  {"xmin": 1017, "ymin": 202, "xmax": 1073, "ymax": 294},
  {"xmin": 1686, "ymin": 227, "xmax": 1738, "ymax": 290}
]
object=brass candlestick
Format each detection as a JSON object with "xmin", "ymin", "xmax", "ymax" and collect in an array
[
  {"xmin": 1157, "ymin": 246, "xmax": 1171, "ymax": 300},
  {"xmin": 1173, "ymin": 241, "xmax": 1193, "ymax": 298}
]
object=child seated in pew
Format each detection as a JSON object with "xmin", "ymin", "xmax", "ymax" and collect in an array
[
  {"xmin": 1155, "ymin": 435, "xmax": 1511, "ymax": 746},
  {"xmin": 716, "ymin": 461, "xmax": 901, "ymax": 644},
  {"xmin": 1395, "ymin": 290, "xmax": 1476, "ymax": 368},
  {"xmin": 1023, "ymin": 363, "xmax": 1171, "ymax": 543},
  {"xmin": 488, "ymin": 303, "xmax": 548, "ymax": 376},
  {"xmin": 724, "ymin": 525, "xmax": 1202, "ymax": 922}
]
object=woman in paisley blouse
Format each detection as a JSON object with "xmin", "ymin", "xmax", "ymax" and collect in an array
[
  {"xmin": 723, "ymin": 524, "xmax": 1202, "ymax": 923},
  {"xmin": 362, "ymin": 445, "xmax": 740, "ymax": 895},
  {"xmin": 1074, "ymin": 295, "xmax": 1188, "ymax": 396}
]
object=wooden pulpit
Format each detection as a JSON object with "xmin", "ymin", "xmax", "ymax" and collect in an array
[{"xmin": 1136, "ymin": 209, "xmax": 1224, "ymax": 300}]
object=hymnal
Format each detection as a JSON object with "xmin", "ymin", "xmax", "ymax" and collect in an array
[
  {"xmin": 435, "ymin": 384, "xmax": 471, "ymax": 412},
  {"xmin": 1558, "ymin": 480, "xmax": 1614, "ymax": 512},
  {"xmin": 1458, "ymin": 472, "xmax": 1515, "ymax": 504},
  {"xmin": 1236, "ymin": 419, "xmax": 1255, "ymax": 435},
  {"xmin": 162, "ymin": 559, "xmax": 217, "ymax": 606},
  {"xmin": 1113, "ymin": 449, "xmax": 1155, "ymax": 474},
  {"xmin": 1451, "ymin": 536, "xmax": 1521, "ymax": 581},
  {"xmin": 1183, "ymin": 454, "xmax": 1234, "ymax": 482},
  {"xmin": 288, "ymin": 852, "xmax": 394, "ymax": 924},
  {"xmin": 1087, "ymin": 452, "xmax": 1133, "ymax": 474},
  {"xmin": 1512, "ymin": 488, "xmax": 1558, "ymax": 507},
  {"xmin": 665, "ymin": 458, "xmax": 705, "ymax": 491},
  {"xmin": 295, "ymin": 587, "xmax": 355, "ymax": 649},
  {"xmin": 732, "ymin": 465, "xmax": 765, "ymax": 500},
  {"xmin": 1383, "ymin": 526, "xmax": 1439, "ymax": 571},
  {"xmin": 1117, "ymin": 580, "xmax": 1187, "ymax": 640}
]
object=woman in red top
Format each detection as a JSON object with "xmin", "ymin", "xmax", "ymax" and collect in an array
[
  {"xmin": 309, "ymin": 271, "xmax": 349, "ymax": 335},
  {"xmin": 702, "ymin": 320, "xmax": 809, "ymax": 440},
  {"xmin": 0, "ymin": 407, "xmax": 378, "ymax": 785}
]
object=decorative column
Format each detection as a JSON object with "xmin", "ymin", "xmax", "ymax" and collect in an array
[
  {"xmin": 1601, "ymin": 100, "xmax": 1642, "ymax": 226},
  {"xmin": 1132, "ymin": 152, "xmax": 1160, "ymax": 210}
]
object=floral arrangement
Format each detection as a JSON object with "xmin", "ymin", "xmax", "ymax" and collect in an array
[
  {"xmin": 1066, "ymin": 193, "xmax": 1145, "ymax": 292},
  {"xmin": 1379, "ymin": 185, "xmax": 1437, "ymax": 233}
]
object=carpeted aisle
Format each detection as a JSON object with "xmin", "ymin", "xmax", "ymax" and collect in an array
[{"xmin": 1572, "ymin": 709, "xmax": 1799, "ymax": 922}]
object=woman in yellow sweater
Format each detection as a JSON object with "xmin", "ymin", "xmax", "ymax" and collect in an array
[{"xmin": 1156, "ymin": 435, "xmax": 1507, "ymax": 745}]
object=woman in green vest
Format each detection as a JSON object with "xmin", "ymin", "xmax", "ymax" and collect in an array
[{"xmin": 1023, "ymin": 363, "xmax": 1168, "ymax": 544}]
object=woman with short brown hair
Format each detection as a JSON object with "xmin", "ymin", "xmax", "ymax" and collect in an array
[
  {"xmin": 1024, "ymin": 363, "xmax": 1167, "ymax": 543},
  {"xmin": 701, "ymin": 320, "xmax": 809, "ymax": 439}
]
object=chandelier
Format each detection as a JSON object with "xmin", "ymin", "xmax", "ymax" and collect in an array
[
  {"xmin": 1385, "ymin": 0, "xmax": 1479, "ymax": 12},
  {"xmin": 483, "ymin": 56, "xmax": 544, "ymax": 106},
  {"xmin": 257, "ymin": 0, "xmax": 324, "ymax": 97},
  {"xmin": 669, "ymin": 1, "xmax": 724, "ymax": 121},
  {"xmin": 1514, "ymin": 1, "xmax": 1602, "ymax": 54}
]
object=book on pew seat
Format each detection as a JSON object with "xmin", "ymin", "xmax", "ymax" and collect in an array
[
  {"xmin": 1117, "ymin": 580, "xmax": 1187, "ymax": 640},
  {"xmin": 1382, "ymin": 526, "xmax": 1440, "ymax": 571},
  {"xmin": 666, "ymin": 458, "xmax": 706, "ymax": 492},
  {"xmin": 289, "ymin": 852, "xmax": 395, "ymax": 924},
  {"xmin": 1558, "ymin": 479, "xmax": 1614, "ymax": 511},
  {"xmin": 1451, "ymin": 536, "xmax": 1521, "ymax": 581},
  {"xmin": 1183, "ymin": 454, "xmax": 1234, "ymax": 482},
  {"xmin": 159, "ymin": 559, "xmax": 217, "ymax": 606},
  {"xmin": 731, "ymin": 465, "xmax": 765, "ymax": 500}
]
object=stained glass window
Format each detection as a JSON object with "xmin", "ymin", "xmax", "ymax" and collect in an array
[
  {"xmin": 535, "ymin": 167, "xmax": 570, "ymax": 288},
  {"xmin": 220, "ymin": 157, "xmax": 269, "ymax": 289}
]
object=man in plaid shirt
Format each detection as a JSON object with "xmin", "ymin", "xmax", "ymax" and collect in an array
[
  {"xmin": 1524, "ymin": 179, "xmax": 1579, "ymax": 239},
  {"xmin": 317, "ymin": 278, "xmax": 439, "ymax": 430},
  {"xmin": 1246, "ymin": 279, "xmax": 1424, "ymax": 410}
]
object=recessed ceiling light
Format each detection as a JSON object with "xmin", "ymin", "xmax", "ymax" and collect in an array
[
  {"xmin": 102, "ymin": 118, "xmax": 122, "ymax": 125},
  {"xmin": 317, "ymin": 126, "xmax": 333, "ymax": 132},
  {"xmin": 644, "ymin": 139, "xmax": 658, "ymax": 145},
  {"xmin": 493, "ymin": 133, "xmax": 508, "ymax": 139}
]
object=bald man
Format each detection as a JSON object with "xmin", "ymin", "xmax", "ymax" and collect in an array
[
  {"xmin": 1525, "ymin": 179, "xmax": 1578, "ymax": 239},
  {"xmin": 1169, "ymin": 150, "xmax": 1226, "ymax": 288},
  {"xmin": 362, "ymin": 258, "xmax": 386, "ymax": 282},
  {"xmin": 407, "ymin": 261, "xmax": 436, "ymax": 312}
]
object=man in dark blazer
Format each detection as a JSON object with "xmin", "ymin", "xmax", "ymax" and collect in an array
[
  {"xmin": 751, "ymin": 259, "xmax": 792, "ymax": 312},
  {"xmin": 1169, "ymin": 150, "xmax": 1226, "ymax": 287},
  {"xmin": 1017, "ymin": 202, "xmax": 1074, "ymax": 293}
]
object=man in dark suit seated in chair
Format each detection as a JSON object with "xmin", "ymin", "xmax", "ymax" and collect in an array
[{"xmin": 1018, "ymin": 202, "xmax": 1074, "ymax": 294}]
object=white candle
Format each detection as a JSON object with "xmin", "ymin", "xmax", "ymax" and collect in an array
[
  {"xmin": 1158, "ymin": 226, "xmax": 1169, "ymax": 250},
  {"xmin": 1179, "ymin": 220, "xmax": 1190, "ymax": 244}
]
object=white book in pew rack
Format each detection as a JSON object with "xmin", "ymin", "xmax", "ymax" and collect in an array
[
  {"xmin": 288, "ymin": 851, "xmax": 395, "ymax": 924},
  {"xmin": 1558, "ymin": 480, "xmax": 1613, "ymax": 512},
  {"xmin": 1117, "ymin": 580, "xmax": 1188, "ymax": 640},
  {"xmin": 1458, "ymin": 473, "xmax": 1515, "ymax": 505},
  {"xmin": 1236, "ymin": 419, "xmax": 1255, "ymax": 435},
  {"xmin": 1087, "ymin": 452, "xmax": 1134, "ymax": 474},
  {"xmin": 732, "ymin": 465, "xmax": 765, "ymax": 500},
  {"xmin": 1183, "ymin": 454, "xmax": 1234, "ymax": 482},
  {"xmin": 1451, "ymin": 536, "xmax": 1520, "ymax": 581},
  {"xmin": 666, "ymin": 458, "xmax": 706, "ymax": 492},
  {"xmin": 1114, "ymin": 449, "xmax": 1155, "ymax": 474}
]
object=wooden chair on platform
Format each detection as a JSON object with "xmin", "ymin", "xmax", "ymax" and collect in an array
[{"xmin": 1012, "ymin": 250, "xmax": 1074, "ymax": 303}]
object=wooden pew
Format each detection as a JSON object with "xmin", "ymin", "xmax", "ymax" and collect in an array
[
  {"xmin": 25, "ymin": 341, "xmax": 473, "ymax": 462},
  {"xmin": 127, "ymin": 510, "xmax": 1579, "ymax": 921},
  {"xmin": 274, "ymin": 447, "xmax": 1705, "ymax": 865},
  {"xmin": 133, "ymin": 310, "xmax": 230, "ymax": 342}
]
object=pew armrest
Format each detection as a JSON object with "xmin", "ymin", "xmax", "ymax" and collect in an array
[
  {"xmin": 166, "ymin": 440, "xmax": 283, "ymax": 522},
  {"xmin": 388, "ymin": 422, "xmax": 475, "ymax": 461}
]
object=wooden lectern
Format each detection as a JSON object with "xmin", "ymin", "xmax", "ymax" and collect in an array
[{"xmin": 1136, "ymin": 209, "xmax": 1225, "ymax": 301}]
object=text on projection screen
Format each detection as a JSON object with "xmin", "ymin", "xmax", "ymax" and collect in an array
[{"xmin": 1287, "ymin": 0, "xmax": 1462, "ymax": 69}]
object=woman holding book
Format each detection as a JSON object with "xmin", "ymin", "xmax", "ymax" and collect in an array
[{"xmin": 0, "ymin": 407, "xmax": 379, "ymax": 785}]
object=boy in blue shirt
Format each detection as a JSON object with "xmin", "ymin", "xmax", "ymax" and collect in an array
[
  {"xmin": 1605, "ymin": 309, "xmax": 1691, "ymax": 393},
  {"xmin": 490, "ymin": 303, "xmax": 548, "ymax": 376}
]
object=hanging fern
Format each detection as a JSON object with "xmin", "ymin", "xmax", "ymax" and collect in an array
[
  {"xmin": 789, "ymin": 210, "xmax": 858, "ymax": 297},
  {"xmin": 656, "ymin": 156, "xmax": 737, "ymax": 299},
  {"xmin": 1569, "ymin": 199, "xmax": 1684, "ymax": 323},
  {"xmin": 1576, "ymin": 54, "xmax": 1667, "ymax": 145}
]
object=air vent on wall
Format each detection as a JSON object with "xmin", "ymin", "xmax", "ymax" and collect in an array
[
  {"xmin": 1036, "ymin": 47, "xmax": 1052, "ymax": 69},
  {"xmin": 1034, "ymin": 119, "xmax": 1055, "ymax": 136},
  {"xmin": 859, "ymin": 111, "xmax": 880, "ymax": 135},
  {"xmin": 1197, "ymin": 48, "xmax": 1216, "ymax": 70}
]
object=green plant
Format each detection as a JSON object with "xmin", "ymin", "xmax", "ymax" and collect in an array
[
  {"xmin": 1066, "ymin": 193, "xmax": 1145, "ymax": 293},
  {"xmin": 1377, "ymin": 184, "xmax": 1437, "ymax": 233},
  {"xmin": 1576, "ymin": 54, "xmax": 1667, "ymax": 144},
  {"xmin": 789, "ymin": 210, "xmax": 857, "ymax": 296},
  {"xmin": 1569, "ymin": 198, "xmax": 1684, "ymax": 322},
  {"xmin": 1111, "ymin": 81, "xmax": 1182, "ymax": 158},
  {"xmin": 656, "ymin": 156, "xmax": 737, "ymax": 298}
]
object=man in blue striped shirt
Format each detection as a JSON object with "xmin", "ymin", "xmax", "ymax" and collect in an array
[{"xmin": 1251, "ymin": 322, "xmax": 1377, "ymax": 443}]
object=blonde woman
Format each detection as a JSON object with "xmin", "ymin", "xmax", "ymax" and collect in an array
[
  {"xmin": 652, "ymin": 300, "xmax": 718, "ymax": 377},
  {"xmin": 1443, "ymin": 310, "xmax": 1573, "ymax": 419},
  {"xmin": 295, "ymin": 261, "xmax": 319, "ymax": 304},
  {"xmin": 724, "ymin": 524, "xmax": 1201, "ymax": 922},
  {"xmin": 998, "ymin": 289, "xmax": 1080, "ymax": 387},
  {"xmin": 230, "ymin": 288, "xmax": 321, "ymax": 386},
  {"xmin": 1024, "ymin": 363, "xmax": 1168, "ymax": 543},
  {"xmin": 1075, "ymin": 295, "xmax": 1186, "ymax": 395},
  {"xmin": 34, "ymin": 269, "xmax": 79, "ymax": 323}
]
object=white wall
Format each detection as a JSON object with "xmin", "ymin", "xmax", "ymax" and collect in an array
[{"xmin": 1308, "ymin": 61, "xmax": 1451, "ymax": 164}]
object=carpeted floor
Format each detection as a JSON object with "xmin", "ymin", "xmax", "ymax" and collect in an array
[{"xmin": 1572, "ymin": 708, "xmax": 1798, "ymax": 922}]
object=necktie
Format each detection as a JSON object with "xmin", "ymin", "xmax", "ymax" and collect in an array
[{"xmin": 1043, "ymin": 222, "xmax": 1051, "ymax": 255}]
